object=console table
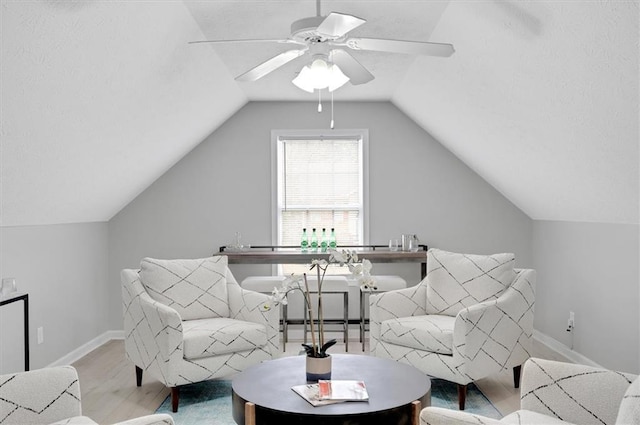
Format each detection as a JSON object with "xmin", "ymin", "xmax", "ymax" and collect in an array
[
  {"xmin": 219, "ymin": 245, "xmax": 429, "ymax": 279},
  {"xmin": 0, "ymin": 292, "xmax": 29, "ymax": 371}
]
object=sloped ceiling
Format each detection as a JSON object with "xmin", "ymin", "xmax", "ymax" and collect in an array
[
  {"xmin": 1, "ymin": 0, "xmax": 247, "ymax": 226},
  {"xmin": 1, "ymin": 1, "xmax": 638, "ymax": 227}
]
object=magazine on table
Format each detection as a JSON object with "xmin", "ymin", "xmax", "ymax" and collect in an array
[
  {"xmin": 292, "ymin": 380, "xmax": 369, "ymax": 407},
  {"xmin": 291, "ymin": 383, "xmax": 345, "ymax": 407},
  {"xmin": 318, "ymin": 380, "xmax": 369, "ymax": 401}
]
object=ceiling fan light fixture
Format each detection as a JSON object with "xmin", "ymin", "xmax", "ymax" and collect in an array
[
  {"xmin": 327, "ymin": 64, "xmax": 349, "ymax": 92},
  {"xmin": 292, "ymin": 57, "xmax": 350, "ymax": 93}
]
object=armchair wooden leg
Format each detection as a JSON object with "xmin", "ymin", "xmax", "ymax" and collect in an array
[
  {"xmin": 457, "ymin": 384, "xmax": 467, "ymax": 410},
  {"xmin": 171, "ymin": 387, "xmax": 180, "ymax": 412},
  {"xmin": 513, "ymin": 364, "xmax": 522, "ymax": 388},
  {"xmin": 135, "ymin": 366, "xmax": 143, "ymax": 387}
]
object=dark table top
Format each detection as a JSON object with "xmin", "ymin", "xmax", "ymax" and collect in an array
[{"xmin": 231, "ymin": 354, "xmax": 431, "ymax": 417}]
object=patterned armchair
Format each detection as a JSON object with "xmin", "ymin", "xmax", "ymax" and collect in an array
[
  {"xmin": 370, "ymin": 248, "xmax": 535, "ymax": 410},
  {"xmin": 122, "ymin": 256, "xmax": 279, "ymax": 412},
  {"xmin": 420, "ymin": 357, "xmax": 640, "ymax": 425},
  {"xmin": 0, "ymin": 365, "xmax": 173, "ymax": 425}
]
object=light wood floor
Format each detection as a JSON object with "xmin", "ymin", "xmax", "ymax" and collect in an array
[{"xmin": 72, "ymin": 336, "xmax": 568, "ymax": 424}]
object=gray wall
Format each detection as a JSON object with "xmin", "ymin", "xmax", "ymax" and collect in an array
[
  {"xmin": 532, "ymin": 220, "xmax": 640, "ymax": 373},
  {"xmin": 0, "ymin": 223, "xmax": 109, "ymax": 373},
  {"xmin": 108, "ymin": 101, "xmax": 533, "ymax": 329},
  {"xmin": 2, "ymin": 102, "xmax": 637, "ymax": 376}
]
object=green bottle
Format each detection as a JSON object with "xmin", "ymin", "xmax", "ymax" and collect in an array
[
  {"xmin": 329, "ymin": 228, "xmax": 337, "ymax": 249},
  {"xmin": 301, "ymin": 228, "xmax": 308, "ymax": 252},
  {"xmin": 320, "ymin": 228, "xmax": 328, "ymax": 252},
  {"xmin": 310, "ymin": 228, "xmax": 318, "ymax": 251}
]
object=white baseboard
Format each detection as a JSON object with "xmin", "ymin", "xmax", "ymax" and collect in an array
[
  {"xmin": 533, "ymin": 329, "xmax": 601, "ymax": 367},
  {"xmin": 47, "ymin": 330, "xmax": 124, "ymax": 368},
  {"xmin": 48, "ymin": 328, "xmax": 600, "ymax": 370}
]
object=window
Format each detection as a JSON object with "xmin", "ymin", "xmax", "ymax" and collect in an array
[{"xmin": 272, "ymin": 129, "xmax": 369, "ymax": 274}]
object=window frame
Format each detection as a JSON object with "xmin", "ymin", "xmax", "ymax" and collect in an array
[{"xmin": 271, "ymin": 129, "xmax": 370, "ymax": 252}]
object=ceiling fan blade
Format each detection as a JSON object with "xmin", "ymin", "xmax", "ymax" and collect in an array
[
  {"xmin": 237, "ymin": 49, "xmax": 308, "ymax": 82},
  {"xmin": 189, "ymin": 38, "xmax": 304, "ymax": 46},
  {"xmin": 317, "ymin": 12, "xmax": 366, "ymax": 38},
  {"xmin": 329, "ymin": 49, "xmax": 374, "ymax": 85},
  {"xmin": 345, "ymin": 37, "xmax": 455, "ymax": 57}
]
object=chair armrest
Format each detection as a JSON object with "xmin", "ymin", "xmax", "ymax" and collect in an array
[
  {"xmin": 228, "ymin": 283, "xmax": 280, "ymax": 355},
  {"xmin": 453, "ymin": 269, "xmax": 535, "ymax": 379},
  {"xmin": 369, "ymin": 284, "xmax": 427, "ymax": 353},
  {"xmin": 420, "ymin": 406, "xmax": 502, "ymax": 425},
  {"xmin": 0, "ymin": 366, "xmax": 82, "ymax": 424},
  {"xmin": 137, "ymin": 293, "xmax": 184, "ymax": 359},
  {"xmin": 122, "ymin": 269, "xmax": 184, "ymax": 371},
  {"xmin": 520, "ymin": 358, "xmax": 635, "ymax": 424},
  {"xmin": 113, "ymin": 414, "xmax": 175, "ymax": 425}
]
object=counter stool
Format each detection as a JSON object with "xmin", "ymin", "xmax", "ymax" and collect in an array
[
  {"xmin": 359, "ymin": 275, "xmax": 407, "ymax": 351},
  {"xmin": 301, "ymin": 276, "xmax": 350, "ymax": 352},
  {"xmin": 240, "ymin": 275, "xmax": 350, "ymax": 351}
]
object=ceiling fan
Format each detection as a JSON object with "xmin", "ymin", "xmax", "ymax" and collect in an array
[{"xmin": 189, "ymin": 0, "xmax": 455, "ymax": 89}]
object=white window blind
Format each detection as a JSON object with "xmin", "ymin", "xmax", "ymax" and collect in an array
[{"xmin": 273, "ymin": 130, "xmax": 368, "ymax": 275}]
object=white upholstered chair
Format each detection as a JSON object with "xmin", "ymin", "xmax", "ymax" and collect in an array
[
  {"xmin": 121, "ymin": 255, "xmax": 279, "ymax": 412},
  {"xmin": 420, "ymin": 357, "xmax": 640, "ymax": 425},
  {"xmin": 370, "ymin": 248, "xmax": 536, "ymax": 410},
  {"xmin": 0, "ymin": 365, "xmax": 173, "ymax": 425}
]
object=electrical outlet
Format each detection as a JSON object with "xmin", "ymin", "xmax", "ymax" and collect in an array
[
  {"xmin": 566, "ymin": 311, "xmax": 575, "ymax": 332},
  {"xmin": 37, "ymin": 327, "xmax": 44, "ymax": 344}
]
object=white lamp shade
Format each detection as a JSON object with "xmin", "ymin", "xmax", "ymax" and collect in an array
[
  {"xmin": 292, "ymin": 58, "xmax": 350, "ymax": 93},
  {"xmin": 327, "ymin": 64, "xmax": 349, "ymax": 92}
]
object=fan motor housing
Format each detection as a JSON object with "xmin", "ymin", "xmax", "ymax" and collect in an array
[{"xmin": 291, "ymin": 16, "xmax": 330, "ymax": 44}]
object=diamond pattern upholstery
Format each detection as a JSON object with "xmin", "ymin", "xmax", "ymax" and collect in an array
[
  {"xmin": 381, "ymin": 315, "xmax": 455, "ymax": 354},
  {"xmin": 139, "ymin": 256, "xmax": 229, "ymax": 320},
  {"xmin": 420, "ymin": 358, "xmax": 639, "ymax": 425},
  {"xmin": 182, "ymin": 317, "xmax": 267, "ymax": 359},
  {"xmin": 617, "ymin": 375, "xmax": 640, "ymax": 424},
  {"xmin": 370, "ymin": 249, "xmax": 535, "ymax": 410},
  {"xmin": 122, "ymin": 256, "xmax": 279, "ymax": 411},
  {"xmin": 426, "ymin": 249, "xmax": 516, "ymax": 316},
  {"xmin": 0, "ymin": 366, "xmax": 173, "ymax": 425}
]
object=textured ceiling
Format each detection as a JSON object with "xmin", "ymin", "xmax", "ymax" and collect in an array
[{"xmin": 1, "ymin": 1, "xmax": 638, "ymax": 227}]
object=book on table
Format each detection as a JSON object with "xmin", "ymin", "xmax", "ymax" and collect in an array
[{"xmin": 291, "ymin": 380, "xmax": 369, "ymax": 407}]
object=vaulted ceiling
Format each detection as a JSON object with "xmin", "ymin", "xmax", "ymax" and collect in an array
[{"xmin": 1, "ymin": 1, "xmax": 638, "ymax": 227}]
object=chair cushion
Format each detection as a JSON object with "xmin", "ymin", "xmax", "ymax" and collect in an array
[
  {"xmin": 425, "ymin": 249, "xmax": 516, "ymax": 316},
  {"xmin": 501, "ymin": 410, "xmax": 575, "ymax": 424},
  {"xmin": 380, "ymin": 314, "xmax": 455, "ymax": 355},
  {"xmin": 182, "ymin": 317, "xmax": 267, "ymax": 359},
  {"xmin": 139, "ymin": 256, "xmax": 229, "ymax": 320},
  {"xmin": 616, "ymin": 375, "xmax": 640, "ymax": 425}
]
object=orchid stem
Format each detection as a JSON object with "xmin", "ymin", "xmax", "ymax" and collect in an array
[{"xmin": 302, "ymin": 274, "xmax": 317, "ymax": 357}]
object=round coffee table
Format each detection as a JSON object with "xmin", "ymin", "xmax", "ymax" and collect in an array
[{"xmin": 232, "ymin": 354, "xmax": 431, "ymax": 425}]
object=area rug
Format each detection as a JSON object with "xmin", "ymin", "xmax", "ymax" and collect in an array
[{"xmin": 156, "ymin": 378, "xmax": 502, "ymax": 424}]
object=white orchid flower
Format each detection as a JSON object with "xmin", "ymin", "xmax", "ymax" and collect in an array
[
  {"xmin": 310, "ymin": 259, "xmax": 328, "ymax": 270},
  {"xmin": 361, "ymin": 259, "xmax": 373, "ymax": 274},
  {"xmin": 358, "ymin": 274, "xmax": 377, "ymax": 291},
  {"xmin": 329, "ymin": 249, "xmax": 347, "ymax": 265},
  {"xmin": 283, "ymin": 273, "xmax": 303, "ymax": 290},
  {"xmin": 350, "ymin": 250, "xmax": 358, "ymax": 263},
  {"xmin": 271, "ymin": 286, "xmax": 288, "ymax": 305},
  {"xmin": 348, "ymin": 262, "xmax": 363, "ymax": 275}
]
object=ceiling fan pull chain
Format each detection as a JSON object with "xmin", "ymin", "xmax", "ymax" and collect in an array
[
  {"xmin": 318, "ymin": 90, "xmax": 322, "ymax": 113},
  {"xmin": 330, "ymin": 91, "xmax": 335, "ymax": 129}
]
